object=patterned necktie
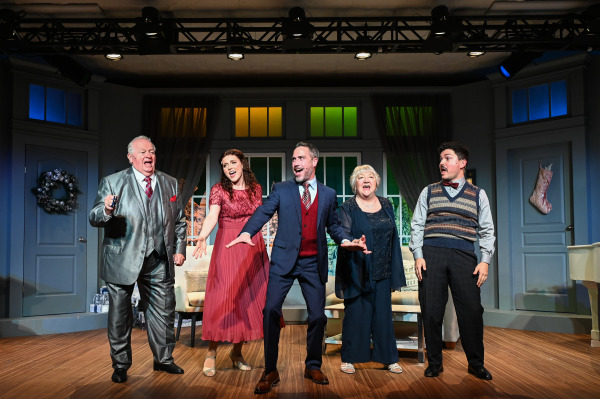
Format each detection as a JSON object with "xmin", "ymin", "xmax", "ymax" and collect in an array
[
  {"xmin": 302, "ymin": 182, "xmax": 311, "ymax": 209},
  {"xmin": 143, "ymin": 176, "xmax": 153, "ymax": 198}
]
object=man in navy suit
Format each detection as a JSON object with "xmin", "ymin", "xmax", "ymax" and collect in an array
[{"xmin": 227, "ymin": 142, "xmax": 367, "ymax": 394}]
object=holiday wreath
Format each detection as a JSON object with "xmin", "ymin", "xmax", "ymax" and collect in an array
[{"xmin": 32, "ymin": 169, "xmax": 81, "ymax": 214}]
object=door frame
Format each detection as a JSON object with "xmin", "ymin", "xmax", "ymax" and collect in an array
[
  {"xmin": 9, "ymin": 121, "xmax": 99, "ymax": 318},
  {"xmin": 495, "ymin": 118, "xmax": 589, "ymax": 312}
]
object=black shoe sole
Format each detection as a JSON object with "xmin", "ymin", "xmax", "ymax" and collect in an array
[{"xmin": 304, "ymin": 373, "xmax": 329, "ymax": 385}]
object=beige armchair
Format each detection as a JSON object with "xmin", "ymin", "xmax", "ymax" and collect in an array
[
  {"xmin": 174, "ymin": 245, "xmax": 213, "ymax": 347},
  {"xmin": 323, "ymin": 246, "xmax": 459, "ymax": 362}
]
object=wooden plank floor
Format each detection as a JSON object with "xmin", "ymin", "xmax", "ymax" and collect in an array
[{"xmin": 0, "ymin": 324, "xmax": 599, "ymax": 399}]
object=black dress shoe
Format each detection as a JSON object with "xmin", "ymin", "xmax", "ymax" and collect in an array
[
  {"xmin": 468, "ymin": 365, "xmax": 492, "ymax": 380},
  {"xmin": 111, "ymin": 368, "xmax": 127, "ymax": 383},
  {"xmin": 153, "ymin": 362, "xmax": 184, "ymax": 374},
  {"xmin": 424, "ymin": 364, "xmax": 443, "ymax": 377}
]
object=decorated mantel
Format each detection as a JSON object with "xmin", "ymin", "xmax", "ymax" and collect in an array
[{"xmin": 568, "ymin": 242, "xmax": 600, "ymax": 347}]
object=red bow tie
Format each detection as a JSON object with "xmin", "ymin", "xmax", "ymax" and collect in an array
[{"xmin": 442, "ymin": 181, "xmax": 459, "ymax": 189}]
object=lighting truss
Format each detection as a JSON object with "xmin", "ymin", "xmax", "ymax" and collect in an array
[{"xmin": 0, "ymin": 13, "xmax": 598, "ymax": 56}]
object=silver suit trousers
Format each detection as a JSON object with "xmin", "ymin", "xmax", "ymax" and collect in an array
[{"xmin": 107, "ymin": 252, "xmax": 176, "ymax": 369}]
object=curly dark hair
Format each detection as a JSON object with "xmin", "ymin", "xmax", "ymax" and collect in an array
[
  {"xmin": 219, "ymin": 149, "xmax": 260, "ymax": 200},
  {"xmin": 438, "ymin": 141, "xmax": 470, "ymax": 163}
]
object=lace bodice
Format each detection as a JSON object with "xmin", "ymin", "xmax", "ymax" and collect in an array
[{"xmin": 209, "ymin": 183, "xmax": 263, "ymax": 223}]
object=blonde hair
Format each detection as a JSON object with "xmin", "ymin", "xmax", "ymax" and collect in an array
[{"xmin": 349, "ymin": 165, "xmax": 381, "ymax": 194}]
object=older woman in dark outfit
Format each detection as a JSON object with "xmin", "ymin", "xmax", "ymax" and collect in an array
[{"xmin": 336, "ymin": 165, "xmax": 406, "ymax": 374}]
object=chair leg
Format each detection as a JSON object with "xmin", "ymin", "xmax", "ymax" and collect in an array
[
  {"xmin": 417, "ymin": 313, "xmax": 425, "ymax": 363},
  {"xmin": 190, "ymin": 313, "xmax": 197, "ymax": 348},
  {"xmin": 176, "ymin": 312, "xmax": 183, "ymax": 341}
]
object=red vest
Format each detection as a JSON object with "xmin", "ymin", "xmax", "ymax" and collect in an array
[{"xmin": 299, "ymin": 191, "xmax": 319, "ymax": 257}]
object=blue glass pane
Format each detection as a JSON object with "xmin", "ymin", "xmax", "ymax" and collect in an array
[
  {"xmin": 29, "ymin": 84, "xmax": 45, "ymax": 120},
  {"xmin": 529, "ymin": 84, "xmax": 550, "ymax": 121},
  {"xmin": 551, "ymin": 80, "xmax": 567, "ymax": 117},
  {"xmin": 344, "ymin": 157, "xmax": 358, "ymax": 195},
  {"xmin": 512, "ymin": 88, "xmax": 528, "ymax": 123},
  {"xmin": 46, "ymin": 87, "xmax": 66, "ymax": 123},
  {"xmin": 269, "ymin": 157, "xmax": 282, "ymax": 191},
  {"xmin": 316, "ymin": 162, "xmax": 324, "ymax": 183},
  {"xmin": 66, "ymin": 92, "xmax": 82, "ymax": 126}
]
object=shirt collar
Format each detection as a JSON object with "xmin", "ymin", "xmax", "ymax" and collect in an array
[
  {"xmin": 132, "ymin": 166, "xmax": 154, "ymax": 183},
  {"xmin": 302, "ymin": 177, "xmax": 317, "ymax": 189}
]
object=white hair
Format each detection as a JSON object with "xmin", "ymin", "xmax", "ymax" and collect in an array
[{"xmin": 349, "ymin": 165, "xmax": 381, "ymax": 194}]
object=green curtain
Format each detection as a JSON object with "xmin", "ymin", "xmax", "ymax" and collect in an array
[{"xmin": 372, "ymin": 95, "xmax": 452, "ymax": 211}]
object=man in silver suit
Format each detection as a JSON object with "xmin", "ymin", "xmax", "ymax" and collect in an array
[{"xmin": 90, "ymin": 135, "xmax": 187, "ymax": 383}]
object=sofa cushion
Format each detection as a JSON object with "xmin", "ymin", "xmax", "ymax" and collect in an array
[
  {"xmin": 401, "ymin": 259, "xmax": 419, "ymax": 291},
  {"xmin": 185, "ymin": 270, "xmax": 208, "ymax": 292},
  {"xmin": 187, "ymin": 291, "xmax": 206, "ymax": 307}
]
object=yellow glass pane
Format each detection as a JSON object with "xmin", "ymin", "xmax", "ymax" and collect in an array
[
  {"xmin": 235, "ymin": 107, "xmax": 249, "ymax": 137},
  {"xmin": 250, "ymin": 107, "xmax": 268, "ymax": 137},
  {"xmin": 268, "ymin": 107, "xmax": 282, "ymax": 137}
]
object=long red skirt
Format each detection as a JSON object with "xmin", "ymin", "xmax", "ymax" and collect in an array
[{"xmin": 201, "ymin": 220, "xmax": 270, "ymax": 343}]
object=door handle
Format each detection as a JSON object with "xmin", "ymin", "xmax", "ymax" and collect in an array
[
  {"xmin": 79, "ymin": 237, "xmax": 87, "ymax": 243},
  {"xmin": 565, "ymin": 225, "xmax": 574, "ymax": 231}
]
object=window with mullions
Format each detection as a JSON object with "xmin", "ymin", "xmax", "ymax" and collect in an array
[
  {"xmin": 29, "ymin": 84, "xmax": 83, "ymax": 126},
  {"xmin": 186, "ymin": 158, "xmax": 211, "ymax": 245},
  {"xmin": 248, "ymin": 154, "xmax": 285, "ymax": 251},
  {"xmin": 316, "ymin": 153, "xmax": 360, "ymax": 275},
  {"xmin": 310, "ymin": 106, "xmax": 358, "ymax": 137},
  {"xmin": 512, "ymin": 80, "xmax": 568, "ymax": 124},
  {"xmin": 383, "ymin": 154, "xmax": 413, "ymax": 247},
  {"xmin": 235, "ymin": 107, "xmax": 283, "ymax": 137}
]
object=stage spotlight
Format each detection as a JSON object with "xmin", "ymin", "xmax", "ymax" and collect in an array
[
  {"xmin": 354, "ymin": 33, "xmax": 374, "ymax": 60},
  {"xmin": 282, "ymin": 7, "xmax": 314, "ymax": 51},
  {"xmin": 582, "ymin": 4, "xmax": 600, "ymax": 35},
  {"xmin": 227, "ymin": 47, "xmax": 244, "ymax": 61},
  {"xmin": 135, "ymin": 6, "xmax": 170, "ymax": 54},
  {"xmin": 0, "ymin": 9, "xmax": 20, "ymax": 40},
  {"xmin": 430, "ymin": 5, "xmax": 450, "ymax": 36},
  {"xmin": 498, "ymin": 52, "xmax": 541, "ymax": 78}
]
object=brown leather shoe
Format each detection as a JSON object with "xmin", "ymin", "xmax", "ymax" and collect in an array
[
  {"xmin": 304, "ymin": 367, "xmax": 329, "ymax": 385},
  {"xmin": 254, "ymin": 370, "xmax": 280, "ymax": 394}
]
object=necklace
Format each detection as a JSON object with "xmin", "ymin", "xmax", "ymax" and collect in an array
[{"xmin": 358, "ymin": 197, "xmax": 376, "ymax": 208}]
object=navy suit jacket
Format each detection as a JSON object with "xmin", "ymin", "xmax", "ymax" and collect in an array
[{"xmin": 242, "ymin": 179, "xmax": 352, "ymax": 284}]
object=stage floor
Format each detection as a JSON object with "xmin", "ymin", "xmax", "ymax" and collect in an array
[{"xmin": 0, "ymin": 324, "xmax": 598, "ymax": 398}]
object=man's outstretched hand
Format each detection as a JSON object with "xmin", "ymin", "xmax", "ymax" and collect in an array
[
  {"xmin": 226, "ymin": 232, "xmax": 255, "ymax": 248},
  {"xmin": 340, "ymin": 234, "xmax": 371, "ymax": 254}
]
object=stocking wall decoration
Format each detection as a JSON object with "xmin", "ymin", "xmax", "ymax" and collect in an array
[{"xmin": 529, "ymin": 161, "xmax": 553, "ymax": 215}]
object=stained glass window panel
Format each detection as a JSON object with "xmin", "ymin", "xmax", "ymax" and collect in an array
[
  {"xmin": 325, "ymin": 107, "xmax": 343, "ymax": 137},
  {"xmin": 343, "ymin": 106, "xmax": 358, "ymax": 137},
  {"xmin": 235, "ymin": 107, "xmax": 249, "ymax": 137},
  {"xmin": 29, "ymin": 84, "xmax": 45, "ymax": 120}
]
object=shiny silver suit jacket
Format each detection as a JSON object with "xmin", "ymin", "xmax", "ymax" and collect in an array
[{"xmin": 89, "ymin": 167, "xmax": 187, "ymax": 285}]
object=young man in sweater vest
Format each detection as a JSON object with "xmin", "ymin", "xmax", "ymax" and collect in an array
[{"xmin": 409, "ymin": 141, "xmax": 495, "ymax": 380}]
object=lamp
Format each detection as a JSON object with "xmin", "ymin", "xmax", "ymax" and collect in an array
[
  {"xmin": 423, "ymin": 5, "xmax": 457, "ymax": 54},
  {"xmin": 135, "ymin": 7, "xmax": 170, "ymax": 54},
  {"xmin": 282, "ymin": 7, "xmax": 314, "ymax": 51},
  {"xmin": 102, "ymin": 32, "xmax": 123, "ymax": 61},
  {"xmin": 354, "ymin": 31, "xmax": 374, "ymax": 60},
  {"xmin": 430, "ymin": 5, "xmax": 450, "ymax": 36},
  {"xmin": 0, "ymin": 9, "xmax": 20, "ymax": 40},
  {"xmin": 498, "ymin": 52, "xmax": 541, "ymax": 78},
  {"xmin": 227, "ymin": 46, "xmax": 244, "ymax": 61}
]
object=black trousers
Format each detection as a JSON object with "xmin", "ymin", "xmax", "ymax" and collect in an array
[
  {"xmin": 418, "ymin": 245, "xmax": 484, "ymax": 367},
  {"xmin": 341, "ymin": 278, "xmax": 398, "ymax": 365}
]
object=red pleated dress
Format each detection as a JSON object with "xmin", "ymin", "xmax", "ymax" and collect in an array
[{"xmin": 201, "ymin": 183, "xmax": 270, "ymax": 343}]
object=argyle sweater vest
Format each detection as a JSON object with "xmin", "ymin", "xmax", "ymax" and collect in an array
[
  {"xmin": 424, "ymin": 181, "xmax": 479, "ymax": 251},
  {"xmin": 299, "ymin": 191, "xmax": 319, "ymax": 257}
]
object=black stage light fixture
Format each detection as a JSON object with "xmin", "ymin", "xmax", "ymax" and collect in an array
[
  {"xmin": 282, "ymin": 7, "xmax": 314, "ymax": 51},
  {"xmin": 498, "ymin": 52, "xmax": 541, "ymax": 78},
  {"xmin": 43, "ymin": 55, "xmax": 92, "ymax": 86},
  {"xmin": 423, "ymin": 5, "xmax": 457, "ymax": 54},
  {"xmin": 0, "ymin": 9, "xmax": 20, "ymax": 40},
  {"xmin": 354, "ymin": 32, "xmax": 374, "ymax": 60},
  {"xmin": 135, "ymin": 6, "xmax": 170, "ymax": 55},
  {"xmin": 227, "ymin": 46, "xmax": 245, "ymax": 61}
]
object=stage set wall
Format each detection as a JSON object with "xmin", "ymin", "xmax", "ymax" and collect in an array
[{"xmin": 0, "ymin": 54, "xmax": 597, "ymax": 337}]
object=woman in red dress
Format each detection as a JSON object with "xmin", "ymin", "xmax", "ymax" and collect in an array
[{"xmin": 193, "ymin": 149, "xmax": 270, "ymax": 377}]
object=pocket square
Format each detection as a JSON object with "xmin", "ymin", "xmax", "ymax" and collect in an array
[{"xmin": 170, "ymin": 195, "xmax": 177, "ymax": 202}]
